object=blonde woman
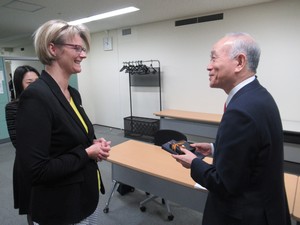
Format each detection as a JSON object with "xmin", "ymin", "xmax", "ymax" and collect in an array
[{"xmin": 16, "ymin": 20, "xmax": 111, "ymax": 225}]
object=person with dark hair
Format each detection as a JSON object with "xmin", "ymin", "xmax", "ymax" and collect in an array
[
  {"xmin": 6, "ymin": 65, "xmax": 40, "ymax": 147},
  {"xmin": 5, "ymin": 65, "xmax": 40, "ymax": 225},
  {"xmin": 173, "ymin": 33, "xmax": 291, "ymax": 225},
  {"xmin": 16, "ymin": 19, "xmax": 111, "ymax": 225},
  {"xmin": 13, "ymin": 65, "xmax": 40, "ymax": 100}
]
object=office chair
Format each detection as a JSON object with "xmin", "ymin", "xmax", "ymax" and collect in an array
[{"xmin": 139, "ymin": 129, "xmax": 187, "ymax": 221}]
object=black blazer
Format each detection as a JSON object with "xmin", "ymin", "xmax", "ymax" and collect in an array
[
  {"xmin": 5, "ymin": 100, "xmax": 27, "ymax": 214},
  {"xmin": 16, "ymin": 71, "xmax": 104, "ymax": 225},
  {"xmin": 5, "ymin": 100, "xmax": 18, "ymax": 148},
  {"xmin": 191, "ymin": 79, "xmax": 291, "ymax": 225},
  {"xmin": 6, "ymin": 100, "xmax": 29, "ymax": 215}
]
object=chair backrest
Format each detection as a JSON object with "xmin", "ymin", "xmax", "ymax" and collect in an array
[{"xmin": 154, "ymin": 129, "xmax": 187, "ymax": 146}]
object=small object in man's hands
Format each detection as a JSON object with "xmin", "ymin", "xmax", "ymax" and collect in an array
[
  {"xmin": 170, "ymin": 140, "xmax": 195, "ymax": 154},
  {"xmin": 162, "ymin": 140, "xmax": 182, "ymax": 154},
  {"xmin": 162, "ymin": 140, "xmax": 203, "ymax": 155},
  {"xmin": 162, "ymin": 140, "xmax": 204, "ymax": 159}
]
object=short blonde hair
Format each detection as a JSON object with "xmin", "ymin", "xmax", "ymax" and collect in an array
[{"xmin": 33, "ymin": 19, "xmax": 91, "ymax": 65}]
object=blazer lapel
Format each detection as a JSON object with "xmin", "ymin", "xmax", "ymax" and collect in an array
[
  {"xmin": 40, "ymin": 71, "xmax": 92, "ymax": 139},
  {"xmin": 69, "ymin": 87, "xmax": 94, "ymax": 138}
]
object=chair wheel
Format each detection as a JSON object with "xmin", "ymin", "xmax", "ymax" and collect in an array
[
  {"xmin": 168, "ymin": 215, "xmax": 174, "ymax": 221},
  {"xmin": 140, "ymin": 206, "xmax": 146, "ymax": 212},
  {"xmin": 103, "ymin": 207, "xmax": 109, "ymax": 213}
]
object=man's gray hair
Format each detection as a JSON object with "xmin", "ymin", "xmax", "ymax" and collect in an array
[{"xmin": 226, "ymin": 32, "xmax": 261, "ymax": 74}]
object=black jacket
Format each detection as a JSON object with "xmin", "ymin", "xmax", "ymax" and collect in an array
[
  {"xmin": 16, "ymin": 70, "xmax": 104, "ymax": 225},
  {"xmin": 191, "ymin": 79, "xmax": 291, "ymax": 225}
]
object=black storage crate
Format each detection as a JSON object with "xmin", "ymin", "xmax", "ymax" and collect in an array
[{"xmin": 124, "ymin": 116, "xmax": 160, "ymax": 142}]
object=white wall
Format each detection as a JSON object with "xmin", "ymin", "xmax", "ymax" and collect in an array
[
  {"xmin": 7, "ymin": 0, "xmax": 298, "ymax": 131},
  {"xmin": 78, "ymin": 0, "xmax": 300, "ymax": 131}
]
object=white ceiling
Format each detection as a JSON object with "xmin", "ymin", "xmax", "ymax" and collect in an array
[{"xmin": 0, "ymin": 0, "xmax": 276, "ymax": 48}]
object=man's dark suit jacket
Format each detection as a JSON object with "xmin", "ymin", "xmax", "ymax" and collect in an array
[
  {"xmin": 16, "ymin": 71, "xmax": 104, "ymax": 225},
  {"xmin": 191, "ymin": 79, "xmax": 291, "ymax": 225}
]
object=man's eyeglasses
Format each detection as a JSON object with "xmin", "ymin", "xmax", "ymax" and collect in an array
[{"xmin": 56, "ymin": 43, "xmax": 87, "ymax": 53}]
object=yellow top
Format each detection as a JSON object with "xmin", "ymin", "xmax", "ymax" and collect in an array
[
  {"xmin": 70, "ymin": 97, "xmax": 100, "ymax": 191},
  {"xmin": 70, "ymin": 97, "xmax": 88, "ymax": 133}
]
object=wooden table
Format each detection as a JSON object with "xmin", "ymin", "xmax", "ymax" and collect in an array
[
  {"xmin": 284, "ymin": 173, "xmax": 299, "ymax": 213},
  {"xmin": 293, "ymin": 176, "xmax": 300, "ymax": 224},
  {"xmin": 154, "ymin": 109, "xmax": 222, "ymax": 139},
  {"xmin": 104, "ymin": 140, "xmax": 297, "ymax": 223},
  {"xmin": 104, "ymin": 140, "xmax": 209, "ymax": 214},
  {"xmin": 154, "ymin": 109, "xmax": 222, "ymax": 123},
  {"xmin": 154, "ymin": 109, "xmax": 300, "ymax": 164}
]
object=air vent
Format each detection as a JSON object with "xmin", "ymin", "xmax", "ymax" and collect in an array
[
  {"xmin": 175, "ymin": 13, "xmax": 223, "ymax": 27},
  {"xmin": 175, "ymin": 17, "xmax": 198, "ymax": 26},
  {"xmin": 3, "ymin": 47, "xmax": 13, "ymax": 52},
  {"xmin": 122, "ymin": 28, "xmax": 132, "ymax": 36}
]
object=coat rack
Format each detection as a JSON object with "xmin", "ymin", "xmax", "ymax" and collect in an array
[
  {"xmin": 120, "ymin": 60, "xmax": 160, "ymax": 75},
  {"xmin": 120, "ymin": 60, "xmax": 161, "ymax": 142}
]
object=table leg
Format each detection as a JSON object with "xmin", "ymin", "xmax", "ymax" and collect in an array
[{"xmin": 103, "ymin": 180, "xmax": 119, "ymax": 213}]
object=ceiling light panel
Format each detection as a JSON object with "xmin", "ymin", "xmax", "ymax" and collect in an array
[
  {"xmin": 69, "ymin": 6, "xmax": 140, "ymax": 25},
  {"xmin": 4, "ymin": 0, "xmax": 44, "ymax": 12}
]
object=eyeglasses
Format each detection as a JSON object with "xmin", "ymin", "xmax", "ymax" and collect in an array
[{"xmin": 57, "ymin": 43, "xmax": 87, "ymax": 53}]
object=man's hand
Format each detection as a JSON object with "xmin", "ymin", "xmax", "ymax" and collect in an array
[
  {"xmin": 190, "ymin": 142, "xmax": 212, "ymax": 156},
  {"xmin": 172, "ymin": 148, "xmax": 197, "ymax": 169}
]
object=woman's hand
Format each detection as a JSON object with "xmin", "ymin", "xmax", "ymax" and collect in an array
[{"xmin": 86, "ymin": 138, "xmax": 111, "ymax": 161}]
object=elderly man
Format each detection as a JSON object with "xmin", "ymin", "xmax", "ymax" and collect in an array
[{"xmin": 173, "ymin": 33, "xmax": 291, "ymax": 225}]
